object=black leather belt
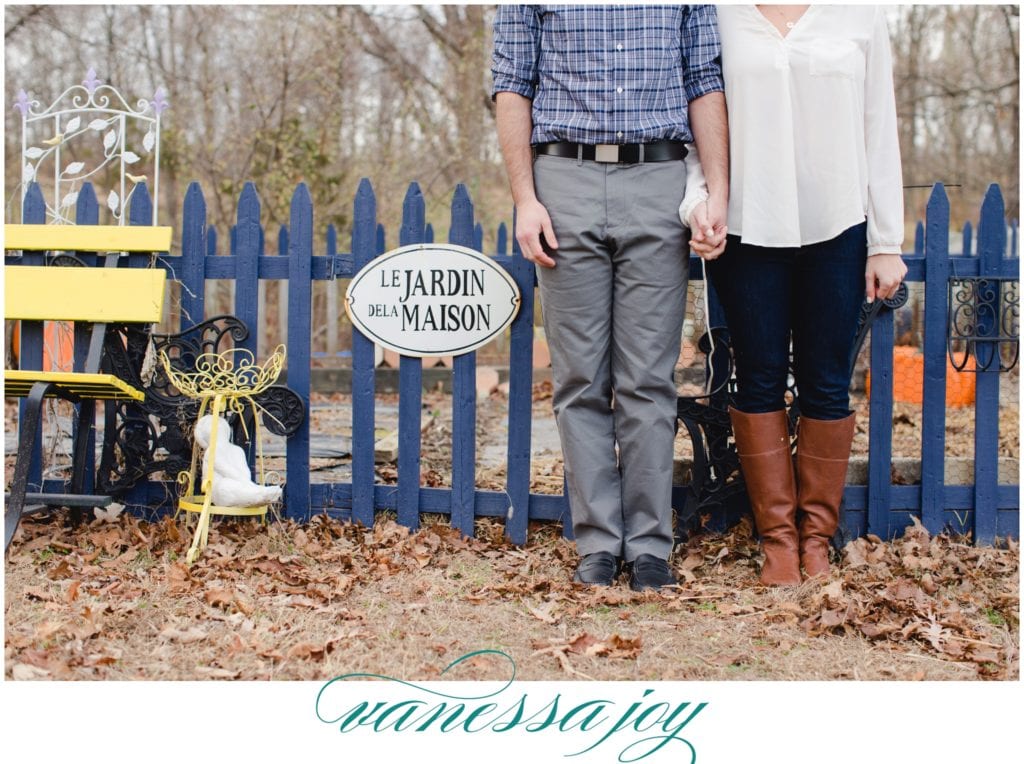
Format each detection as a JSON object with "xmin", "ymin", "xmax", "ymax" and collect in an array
[{"xmin": 534, "ymin": 140, "xmax": 687, "ymax": 164}]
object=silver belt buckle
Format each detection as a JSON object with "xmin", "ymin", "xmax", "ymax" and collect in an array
[{"xmin": 594, "ymin": 144, "xmax": 619, "ymax": 163}]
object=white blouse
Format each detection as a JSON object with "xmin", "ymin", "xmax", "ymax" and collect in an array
[{"xmin": 681, "ymin": 5, "xmax": 904, "ymax": 255}]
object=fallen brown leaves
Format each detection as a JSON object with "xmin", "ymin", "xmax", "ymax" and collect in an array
[
  {"xmin": 531, "ymin": 632, "xmax": 644, "ymax": 678},
  {"xmin": 797, "ymin": 517, "xmax": 1018, "ymax": 675},
  {"xmin": 4, "ymin": 509, "xmax": 1018, "ymax": 681}
]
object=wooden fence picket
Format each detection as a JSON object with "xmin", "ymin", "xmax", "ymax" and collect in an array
[
  {"xmin": 973, "ymin": 185, "xmax": 1007, "ymax": 544},
  {"xmin": 397, "ymin": 182, "xmax": 426, "ymax": 531},
  {"xmin": 234, "ymin": 183, "xmax": 261, "ymax": 361},
  {"xmin": 504, "ymin": 211, "xmax": 535, "ymax": 545},
  {"xmin": 921, "ymin": 184, "xmax": 950, "ymax": 534},
  {"xmin": 350, "ymin": 179, "xmax": 377, "ymax": 528},
  {"xmin": 285, "ymin": 184, "xmax": 314, "ymax": 520},
  {"xmin": 449, "ymin": 184, "xmax": 478, "ymax": 537},
  {"xmin": 180, "ymin": 183, "xmax": 207, "ymax": 328}
]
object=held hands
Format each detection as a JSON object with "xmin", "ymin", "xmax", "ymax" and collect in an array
[
  {"xmin": 515, "ymin": 198, "xmax": 558, "ymax": 268},
  {"xmin": 687, "ymin": 195, "xmax": 728, "ymax": 260},
  {"xmin": 864, "ymin": 253, "xmax": 907, "ymax": 303}
]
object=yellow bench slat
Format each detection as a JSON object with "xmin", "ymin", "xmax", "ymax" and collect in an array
[
  {"xmin": 5, "ymin": 266, "xmax": 166, "ymax": 322},
  {"xmin": 5, "ymin": 224, "xmax": 172, "ymax": 254},
  {"xmin": 4, "ymin": 371, "xmax": 146, "ymax": 401}
]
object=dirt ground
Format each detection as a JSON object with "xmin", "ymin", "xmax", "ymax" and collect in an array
[{"xmin": 4, "ymin": 509, "xmax": 1017, "ymax": 682}]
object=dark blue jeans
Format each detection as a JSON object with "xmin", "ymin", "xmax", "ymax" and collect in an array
[{"xmin": 706, "ymin": 222, "xmax": 867, "ymax": 421}]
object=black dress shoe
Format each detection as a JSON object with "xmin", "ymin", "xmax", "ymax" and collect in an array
[
  {"xmin": 628, "ymin": 554, "xmax": 677, "ymax": 591},
  {"xmin": 573, "ymin": 551, "xmax": 621, "ymax": 586}
]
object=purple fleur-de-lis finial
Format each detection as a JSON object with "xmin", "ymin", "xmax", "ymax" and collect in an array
[
  {"xmin": 152, "ymin": 87, "xmax": 169, "ymax": 115},
  {"xmin": 13, "ymin": 90, "xmax": 31, "ymax": 115},
  {"xmin": 83, "ymin": 67, "xmax": 102, "ymax": 93}
]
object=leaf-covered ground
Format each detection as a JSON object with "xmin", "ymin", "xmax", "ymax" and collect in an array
[
  {"xmin": 5, "ymin": 375, "xmax": 1018, "ymax": 681},
  {"xmin": 5, "ymin": 512, "xmax": 1017, "ymax": 681}
]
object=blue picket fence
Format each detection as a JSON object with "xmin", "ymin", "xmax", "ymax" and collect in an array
[{"xmin": 9, "ymin": 179, "xmax": 1020, "ymax": 545}]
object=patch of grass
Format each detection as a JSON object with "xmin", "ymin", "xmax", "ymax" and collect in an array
[
  {"xmin": 696, "ymin": 601, "xmax": 719, "ymax": 613},
  {"xmin": 481, "ymin": 634, "xmax": 512, "ymax": 648},
  {"xmin": 633, "ymin": 602, "xmax": 665, "ymax": 617},
  {"xmin": 131, "ymin": 549, "xmax": 157, "ymax": 572},
  {"xmin": 983, "ymin": 607, "xmax": 1006, "ymax": 627},
  {"xmin": 444, "ymin": 558, "xmax": 492, "ymax": 588}
]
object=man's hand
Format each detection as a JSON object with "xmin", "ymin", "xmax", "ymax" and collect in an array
[
  {"xmin": 864, "ymin": 253, "xmax": 907, "ymax": 303},
  {"xmin": 516, "ymin": 198, "xmax": 558, "ymax": 268},
  {"xmin": 495, "ymin": 92, "xmax": 558, "ymax": 268},
  {"xmin": 688, "ymin": 195, "xmax": 728, "ymax": 260}
]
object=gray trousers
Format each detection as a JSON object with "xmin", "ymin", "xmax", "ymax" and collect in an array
[{"xmin": 533, "ymin": 154, "xmax": 689, "ymax": 562}]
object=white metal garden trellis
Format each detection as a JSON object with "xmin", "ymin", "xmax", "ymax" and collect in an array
[{"xmin": 13, "ymin": 68, "xmax": 166, "ymax": 225}]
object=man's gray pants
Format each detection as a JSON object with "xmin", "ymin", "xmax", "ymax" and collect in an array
[{"xmin": 533, "ymin": 154, "xmax": 689, "ymax": 563}]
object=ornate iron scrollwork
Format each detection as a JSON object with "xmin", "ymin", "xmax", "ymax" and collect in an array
[
  {"xmin": 96, "ymin": 315, "xmax": 305, "ymax": 497},
  {"xmin": 675, "ymin": 327, "xmax": 750, "ymax": 538},
  {"xmin": 948, "ymin": 277, "xmax": 1019, "ymax": 372},
  {"xmin": 253, "ymin": 385, "xmax": 306, "ymax": 436}
]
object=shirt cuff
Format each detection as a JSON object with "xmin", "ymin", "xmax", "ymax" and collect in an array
[
  {"xmin": 867, "ymin": 243, "xmax": 903, "ymax": 257},
  {"xmin": 685, "ymin": 74, "xmax": 724, "ymax": 104},
  {"xmin": 679, "ymin": 143, "xmax": 709, "ymax": 228},
  {"xmin": 491, "ymin": 79, "xmax": 535, "ymax": 101},
  {"xmin": 679, "ymin": 192, "xmax": 709, "ymax": 230}
]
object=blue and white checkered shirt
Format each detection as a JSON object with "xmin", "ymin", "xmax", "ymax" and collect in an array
[{"xmin": 492, "ymin": 5, "xmax": 723, "ymax": 145}]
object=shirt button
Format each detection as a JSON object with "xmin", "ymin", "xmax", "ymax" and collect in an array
[
  {"xmin": 616, "ymin": 87, "xmax": 623, "ymax": 94},
  {"xmin": 617, "ymin": 131, "xmax": 624, "ymax": 138},
  {"xmin": 616, "ymin": 43, "xmax": 624, "ymax": 51}
]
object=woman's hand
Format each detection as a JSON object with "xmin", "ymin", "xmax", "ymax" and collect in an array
[
  {"xmin": 688, "ymin": 198, "xmax": 728, "ymax": 260},
  {"xmin": 864, "ymin": 253, "xmax": 907, "ymax": 302}
]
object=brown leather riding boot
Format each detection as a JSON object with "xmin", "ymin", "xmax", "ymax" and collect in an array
[
  {"xmin": 796, "ymin": 412, "xmax": 856, "ymax": 578},
  {"xmin": 729, "ymin": 407, "xmax": 801, "ymax": 586}
]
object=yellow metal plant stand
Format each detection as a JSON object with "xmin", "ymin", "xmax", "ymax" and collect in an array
[{"xmin": 160, "ymin": 345, "xmax": 286, "ymax": 565}]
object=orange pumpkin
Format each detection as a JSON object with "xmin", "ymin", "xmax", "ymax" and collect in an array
[{"xmin": 865, "ymin": 345, "xmax": 975, "ymax": 407}]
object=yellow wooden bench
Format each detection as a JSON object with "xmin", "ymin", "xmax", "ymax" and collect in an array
[{"xmin": 4, "ymin": 224, "xmax": 170, "ymax": 549}]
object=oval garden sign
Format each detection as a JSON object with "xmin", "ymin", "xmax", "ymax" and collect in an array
[{"xmin": 344, "ymin": 243, "xmax": 521, "ymax": 357}]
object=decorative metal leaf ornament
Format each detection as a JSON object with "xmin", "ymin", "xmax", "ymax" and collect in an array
[
  {"xmin": 107, "ymin": 189, "xmax": 120, "ymax": 214},
  {"xmin": 103, "ymin": 129, "xmax": 117, "ymax": 149},
  {"xmin": 24, "ymin": 146, "xmax": 44, "ymax": 159},
  {"xmin": 65, "ymin": 161, "xmax": 85, "ymax": 175},
  {"xmin": 61, "ymin": 191, "xmax": 79, "ymax": 209},
  {"xmin": 65, "ymin": 116, "xmax": 81, "ymax": 132}
]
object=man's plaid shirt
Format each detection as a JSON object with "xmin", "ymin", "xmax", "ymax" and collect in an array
[{"xmin": 492, "ymin": 5, "xmax": 723, "ymax": 145}]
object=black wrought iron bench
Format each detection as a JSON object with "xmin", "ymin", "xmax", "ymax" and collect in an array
[
  {"xmin": 675, "ymin": 284, "xmax": 908, "ymax": 543},
  {"xmin": 97, "ymin": 314, "xmax": 306, "ymax": 500}
]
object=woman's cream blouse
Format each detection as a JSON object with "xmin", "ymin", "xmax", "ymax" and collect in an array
[{"xmin": 682, "ymin": 5, "xmax": 904, "ymax": 255}]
